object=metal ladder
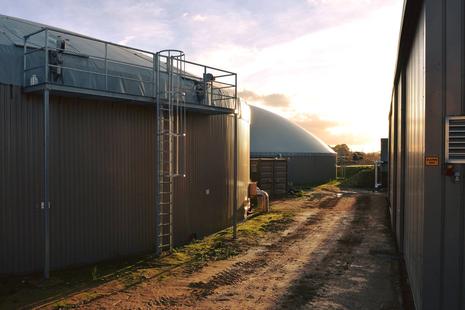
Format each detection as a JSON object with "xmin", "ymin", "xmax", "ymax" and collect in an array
[{"xmin": 155, "ymin": 50, "xmax": 186, "ymax": 253}]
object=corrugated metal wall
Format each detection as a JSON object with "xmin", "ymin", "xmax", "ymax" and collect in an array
[
  {"xmin": 441, "ymin": 0, "xmax": 465, "ymax": 306},
  {"xmin": 287, "ymin": 155, "xmax": 336, "ymax": 186},
  {"xmin": 395, "ymin": 74, "xmax": 405, "ymax": 252},
  {"xmin": 0, "ymin": 84, "xmax": 250, "ymax": 274},
  {"xmin": 424, "ymin": 0, "xmax": 465, "ymax": 308},
  {"xmin": 48, "ymin": 95, "xmax": 157, "ymax": 269},
  {"xmin": 173, "ymin": 112, "xmax": 250, "ymax": 245},
  {"xmin": 389, "ymin": 1, "xmax": 465, "ymax": 309},
  {"xmin": 388, "ymin": 89, "xmax": 397, "ymax": 232},
  {"xmin": 0, "ymin": 84, "xmax": 44, "ymax": 274},
  {"xmin": 403, "ymin": 8, "xmax": 425, "ymax": 306}
]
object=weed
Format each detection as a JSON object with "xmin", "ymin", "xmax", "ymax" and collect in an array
[
  {"xmin": 91, "ymin": 266, "xmax": 98, "ymax": 281},
  {"xmin": 1, "ymin": 207, "xmax": 297, "ymax": 309}
]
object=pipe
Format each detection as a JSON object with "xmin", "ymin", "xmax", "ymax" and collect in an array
[
  {"xmin": 374, "ymin": 160, "xmax": 383, "ymax": 189},
  {"xmin": 256, "ymin": 188, "xmax": 270, "ymax": 212}
]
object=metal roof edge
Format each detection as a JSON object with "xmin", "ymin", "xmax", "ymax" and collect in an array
[{"xmin": 391, "ymin": 0, "xmax": 425, "ymax": 94}]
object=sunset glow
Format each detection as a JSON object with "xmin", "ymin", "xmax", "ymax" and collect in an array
[{"xmin": 3, "ymin": 0, "xmax": 404, "ymax": 151}]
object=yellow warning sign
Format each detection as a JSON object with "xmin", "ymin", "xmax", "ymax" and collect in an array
[{"xmin": 425, "ymin": 156, "xmax": 440, "ymax": 166}]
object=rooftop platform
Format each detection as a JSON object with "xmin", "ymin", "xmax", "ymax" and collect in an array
[{"xmin": 22, "ymin": 27, "xmax": 237, "ymax": 114}]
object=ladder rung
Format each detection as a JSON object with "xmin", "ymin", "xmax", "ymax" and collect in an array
[
  {"xmin": 159, "ymin": 223, "xmax": 171, "ymax": 226},
  {"xmin": 159, "ymin": 192, "xmax": 172, "ymax": 194},
  {"xmin": 159, "ymin": 212, "xmax": 171, "ymax": 215},
  {"xmin": 159, "ymin": 202, "xmax": 171, "ymax": 205},
  {"xmin": 159, "ymin": 233, "xmax": 172, "ymax": 237}
]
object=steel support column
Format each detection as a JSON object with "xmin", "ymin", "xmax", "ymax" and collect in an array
[
  {"xmin": 43, "ymin": 87, "xmax": 50, "ymax": 279},
  {"xmin": 233, "ymin": 112, "xmax": 238, "ymax": 240},
  {"xmin": 155, "ymin": 53, "xmax": 161, "ymax": 256}
]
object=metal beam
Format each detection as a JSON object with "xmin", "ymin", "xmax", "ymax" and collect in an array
[{"xmin": 23, "ymin": 84, "xmax": 235, "ymax": 115}]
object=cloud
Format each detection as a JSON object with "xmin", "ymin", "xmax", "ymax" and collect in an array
[
  {"xmin": 192, "ymin": 14, "xmax": 207, "ymax": 22},
  {"xmin": 291, "ymin": 112, "xmax": 370, "ymax": 147},
  {"xmin": 239, "ymin": 90, "xmax": 291, "ymax": 108},
  {"xmin": 1, "ymin": 0, "xmax": 402, "ymax": 151},
  {"xmin": 2, "ymin": 0, "xmax": 398, "ymax": 53},
  {"xmin": 117, "ymin": 35, "xmax": 135, "ymax": 45}
]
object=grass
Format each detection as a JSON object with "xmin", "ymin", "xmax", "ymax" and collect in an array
[
  {"xmin": 0, "ymin": 210, "xmax": 294, "ymax": 309},
  {"xmin": 340, "ymin": 167, "xmax": 375, "ymax": 189},
  {"xmin": 337, "ymin": 165, "xmax": 374, "ymax": 179},
  {"xmin": 288, "ymin": 179, "xmax": 342, "ymax": 196}
]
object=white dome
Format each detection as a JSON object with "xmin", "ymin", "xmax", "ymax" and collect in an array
[{"xmin": 250, "ymin": 105, "xmax": 335, "ymax": 156}]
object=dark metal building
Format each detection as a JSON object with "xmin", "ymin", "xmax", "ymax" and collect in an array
[
  {"xmin": 250, "ymin": 105, "xmax": 336, "ymax": 186},
  {"xmin": 0, "ymin": 15, "xmax": 250, "ymax": 276},
  {"xmin": 388, "ymin": 1, "xmax": 465, "ymax": 309}
]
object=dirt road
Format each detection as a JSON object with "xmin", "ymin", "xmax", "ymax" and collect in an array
[{"xmin": 77, "ymin": 191, "xmax": 403, "ymax": 310}]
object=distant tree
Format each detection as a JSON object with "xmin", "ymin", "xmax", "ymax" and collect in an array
[
  {"xmin": 332, "ymin": 144, "xmax": 351, "ymax": 165},
  {"xmin": 333, "ymin": 144, "xmax": 351, "ymax": 157},
  {"xmin": 352, "ymin": 152, "xmax": 364, "ymax": 162},
  {"xmin": 364, "ymin": 152, "xmax": 381, "ymax": 163}
]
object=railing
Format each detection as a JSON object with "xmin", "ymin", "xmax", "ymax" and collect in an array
[{"xmin": 23, "ymin": 28, "xmax": 237, "ymax": 110}]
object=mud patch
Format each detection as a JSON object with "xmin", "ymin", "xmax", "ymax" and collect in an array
[
  {"xmin": 277, "ymin": 195, "xmax": 370, "ymax": 308},
  {"xmin": 66, "ymin": 191, "xmax": 404, "ymax": 310}
]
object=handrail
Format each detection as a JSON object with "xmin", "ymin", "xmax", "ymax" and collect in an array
[{"xmin": 23, "ymin": 27, "xmax": 238, "ymax": 110}]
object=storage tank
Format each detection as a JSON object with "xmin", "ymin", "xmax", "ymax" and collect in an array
[
  {"xmin": 250, "ymin": 105, "xmax": 336, "ymax": 186},
  {"xmin": 0, "ymin": 14, "xmax": 250, "ymax": 275}
]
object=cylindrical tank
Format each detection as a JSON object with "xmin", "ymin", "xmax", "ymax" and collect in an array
[{"xmin": 250, "ymin": 105, "xmax": 336, "ymax": 186}]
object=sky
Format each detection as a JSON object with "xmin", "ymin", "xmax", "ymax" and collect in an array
[{"xmin": 2, "ymin": 0, "xmax": 404, "ymax": 151}]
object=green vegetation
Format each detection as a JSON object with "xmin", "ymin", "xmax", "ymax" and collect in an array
[
  {"xmin": 332, "ymin": 143, "xmax": 380, "ymax": 165},
  {"xmin": 289, "ymin": 180, "xmax": 338, "ymax": 194},
  {"xmin": 340, "ymin": 167, "xmax": 375, "ymax": 189},
  {"xmin": 0, "ymin": 210, "xmax": 294, "ymax": 309},
  {"xmin": 337, "ymin": 165, "xmax": 374, "ymax": 179}
]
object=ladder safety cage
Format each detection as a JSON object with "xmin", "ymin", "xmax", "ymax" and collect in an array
[{"xmin": 155, "ymin": 50, "xmax": 187, "ymax": 253}]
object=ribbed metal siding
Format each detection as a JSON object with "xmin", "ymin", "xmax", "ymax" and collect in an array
[
  {"xmin": 237, "ymin": 116, "xmax": 251, "ymax": 213},
  {"xmin": 287, "ymin": 155, "xmax": 336, "ymax": 186},
  {"xmin": 391, "ymin": 1, "xmax": 465, "ymax": 308},
  {"xmin": 0, "ymin": 85, "xmax": 250, "ymax": 274},
  {"xmin": 404, "ymin": 9, "xmax": 425, "ymax": 307},
  {"xmin": 172, "ymin": 113, "xmax": 250, "ymax": 245},
  {"xmin": 0, "ymin": 85, "xmax": 44, "ymax": 274},
  {"xmin": 389, "ymin": 90, "xmax": 397, "ymax": 231},
  {"xmin": 48, "ymin": 97, "xmax": 156, "ymax": 269},
  {"xmin": 437, "ymin": 0, "xmax": 465, "ymax": 307},
  {"xmin": 396, "ymin": 75, "xmax": 405, "ymax": 252}
]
